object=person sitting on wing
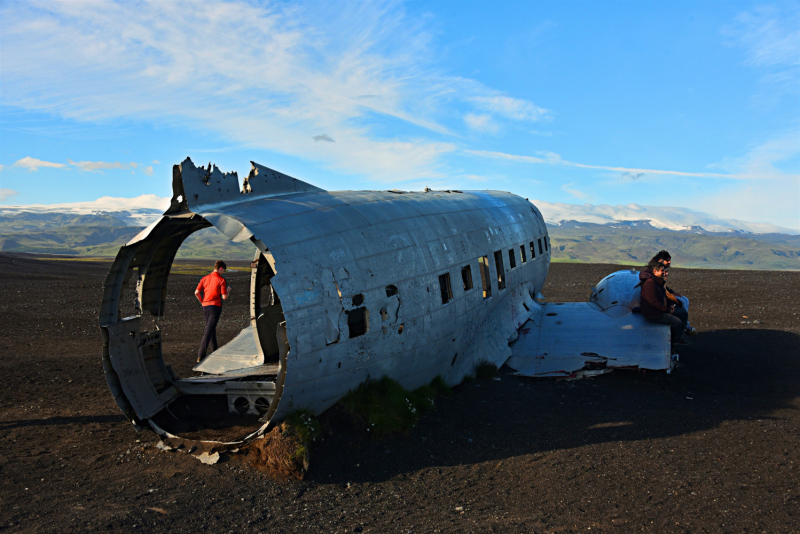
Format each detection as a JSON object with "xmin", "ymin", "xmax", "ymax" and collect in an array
[
  {"xmin": 639, "ymin": 258, "xmax": 689, "ymax": 348},
  {"xmin": 651, "ymin": 250, "xmax": 698, "ymax": 336}
]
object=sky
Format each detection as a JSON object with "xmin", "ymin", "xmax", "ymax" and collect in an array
[{"xmin": 1, "ymin": 0, "xmax": 798, "ymax": 230}]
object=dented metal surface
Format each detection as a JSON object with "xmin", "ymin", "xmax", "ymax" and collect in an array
[
  {"xmin": 507, "ymin": 269, "xmax": 673, "ymax": 378},
  {"xmin": 99, "ymin": 157, "xmax": 670, "ymax": 448}
]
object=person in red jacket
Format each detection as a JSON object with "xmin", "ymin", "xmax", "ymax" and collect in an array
[
  {"xmin": 195, "ymin": 260, "xmax": 231, "ymax": 362},
  {"xmin": 638, "ymin": 259, "xmax": 689, "ymax": 347}
]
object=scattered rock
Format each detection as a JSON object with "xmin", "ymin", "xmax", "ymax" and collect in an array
[{"xmin": 196, "ymin": 452, "xmax": 220, "ymax": 465}]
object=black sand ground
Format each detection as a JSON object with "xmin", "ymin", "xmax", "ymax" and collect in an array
[{"xmin": 1, "ymin": 254, "xmax": 798, "ymax": 533}]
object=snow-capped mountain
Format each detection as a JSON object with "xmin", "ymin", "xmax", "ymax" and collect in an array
[
  {"xmin": 533, "ymin": 200, "xmax": 799, "ymax": 235},
  {"xmin": 0, "ymin": 194, "xmax": 170, "ymax": 226}
]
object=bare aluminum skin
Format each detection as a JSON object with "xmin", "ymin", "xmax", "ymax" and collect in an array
[{"xmin": 99, "ymin": 157, "xmax": 554, "ymax": 445}]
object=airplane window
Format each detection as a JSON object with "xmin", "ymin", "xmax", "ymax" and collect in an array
[
  {"xmin": 479, "ymin": 256, "xmax": 492, "ymax": 298},
  {"xmin": 508, "ymin": 249, "xmax": 516, "ymax": 269},
  {"xmin": 530, "ymin": 241, "xmax": 536, "ymax": 259},
  {"xmin": 544, "ymin": 236, "xmax": 549, "ymax": 251},
  {"xmin": 439, "ymin": 273, "xmax": 453, "ymax": 304},
  {"xmin": 461, "ymin": 265, "xmax": 473, "ymax": 291},
  {"xmin": 520, "ymin": 245, "xmax": 527, "ymax": 264},
  {"xmin": 494, "ymin": 250, "xmax": 506, "ymax": 290},
  {"xmin": 538, "ymin": 238, "xmax": 543, "ymax": 255}
]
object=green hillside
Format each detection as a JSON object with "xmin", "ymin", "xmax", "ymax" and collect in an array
[
  {"xmin": 548, "ymin": 225, "xmax": 800, "ymax": 270},
  {"xmin": 0, "ymin": 213, "xmax": 254, "ymax": 260}
]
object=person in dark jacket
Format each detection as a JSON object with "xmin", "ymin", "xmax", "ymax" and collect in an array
[
  {"xmin": 639, "ymin": 259, "xmax": 689, "ymax": 346},
  {"xmin": 651, "ymin": 250, "xmax": 697, "ymax": 336}
]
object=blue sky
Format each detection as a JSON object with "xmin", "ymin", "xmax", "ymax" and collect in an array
[{"xmin": 1, "ymin": 0, "xmax": 798, "ymax": 229}]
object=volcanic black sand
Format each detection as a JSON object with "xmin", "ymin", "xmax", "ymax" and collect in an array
[{"xmin": 1, "ymin": 253, "xmax": 798, "ymax": 533}]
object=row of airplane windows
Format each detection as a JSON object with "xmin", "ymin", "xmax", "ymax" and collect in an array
[
  {"xmin": 344, "ymin": 235, "xmax": 550, "ymax": 339},
  {"xmin": 438, "ymin": 235, "xmax": 549, "ymax": 304}
]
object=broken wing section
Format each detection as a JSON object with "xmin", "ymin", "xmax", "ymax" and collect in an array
[{"xmin": 507, "ymin": 270, "xmax": 673, "ymax": 378}]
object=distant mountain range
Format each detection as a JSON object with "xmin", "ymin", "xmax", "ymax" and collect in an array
[
  {"xmin": 533, "ymin": 200, "xmax": 799, "ymax": 235},
  {"xmin": 1, "ymin": 195, "xmax": 798, "ymax": 270}
]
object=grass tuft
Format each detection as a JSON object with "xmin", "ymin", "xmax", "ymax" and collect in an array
[
  {"xmin": 429, "ymin": 375, "xmax": 453, "ymax": 397},
  {"xmin": 475, "ymin": 360, "xmax": 498, "ymax": 380},
  {"xmin": 284, "ymin": 409, "xmax": 322, "ymax": 444},
  {"xmin": 340, "ymin": 376, "xmax": 452, "ymax": 438}
]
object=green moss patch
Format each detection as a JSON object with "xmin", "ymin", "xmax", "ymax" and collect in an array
[
  {"xmin": 475, "ymin": 360, "xmax": 498, "ymax": 380},
  {"xmin": 340, "ymin": 376, "xmax": 451, "ymax": 438}
]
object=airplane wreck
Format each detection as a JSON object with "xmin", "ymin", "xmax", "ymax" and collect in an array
[{"xmin": 100, "ymin": 157, "xmax": 674, "ymax": 448}]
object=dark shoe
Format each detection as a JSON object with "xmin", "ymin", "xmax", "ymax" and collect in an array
[{"xmin": 685, "ymin": 326, "xmax": 699, "ymax": 336}]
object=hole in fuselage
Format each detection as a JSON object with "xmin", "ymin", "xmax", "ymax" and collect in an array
[
  {"xmin": 120, "ymin": 217, "xmax": 285, "ymax": 443},
  {"xmin": 157, "ymin": 228, "xmax": 255, "ymax": 379},
  {"xmin": 347, "ymin": 307, "xmax": 369, "ymax": 337}
]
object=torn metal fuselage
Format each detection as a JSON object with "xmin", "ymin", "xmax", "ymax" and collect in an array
[{"xmin": 99, "ymin": 157, "xmax": 552, "ymax": 446}]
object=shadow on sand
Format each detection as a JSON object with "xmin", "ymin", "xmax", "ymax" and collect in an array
[{"xmin": 310, "ymin": 328, "xmax": 800, "ymax": 483}]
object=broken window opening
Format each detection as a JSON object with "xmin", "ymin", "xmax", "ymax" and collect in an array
[
  {"xmin": 352, "ymin": 293, "xmax": 364, "ymax": 306},
  {"xmin": 494, "ymin": 250, "xmax": 506, "ymax": 290},
  {"xmin": 346, "ymin": 307, "xmax": 369, "ymax": 338},
  {"xmin": 530, "ymin": 241, "xmax": 536, "ymax": 259},
  {"xmin": 385, "ymin": 285, "xmax": 399, "ymax": 297},
  {"xmin": 508, "ymin": 248, "xmax": 516, "ymax": 269},
  {"xmin": 545, "ymin": 236, "xmax": 549, "ymax": 251},
  {"xmin": 538, "ymin": 238, "xmax": 543, "ymax": 255},
  {"xmin": 439, "ymin": 273, "xmax": 453, "ymax": 304},
  {"xmin": 479, "ymin": 256, "xmax": 492, "ymax": 298},
  {"xmin": 461, "ymin": 265, "xmax": 473, "ymax": 291},
  {"xmin": 520, "ymin": 245, "xmax": 527, "ymax": 264}
]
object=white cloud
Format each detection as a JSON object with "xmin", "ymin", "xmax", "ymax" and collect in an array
[
  {"xmin": 0, "ymin": 188, "xmax": 19, "ymax": 201},
  {"xmin": 469, "ymin": 95, "xmax": 550, "ymax": 122},
  {"xmin": 0, "ymin": 0, "xmax": 505, "ymax": 181},
  {"xmin": 724, "ymin": 5, "xmax": 800, "ymax": 69},
  {"xmin": 143, "ymin": 166, "xmax": 154, "ymax": 176},
  {"xmin": 561, "ymin": 183, "xmax": 591, "ymax": 202},
  {"xmin": 687, "ymin": 132, "xmax": 800, "ymax": 231},
  {"xmin": 465, "ymin": 149, "xmax": 788, "ymax": 180},
  {"xmin": 12, "ymin": 157, "xmax": 67, "ymax": 171},
  {"xmin": 723, "ymin": 5, "xmax": 800, "ymax": 97},
  {"xmin": 67, "ymin": 160, "xmax": 136, "ymax": 172},
  {"xmin": 463, "ymin": 113, "xmax": 499, "ymax": 134},
  {"xmin": 152, "ymin": 160, "xmax": 160, "ymax": 164}
]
